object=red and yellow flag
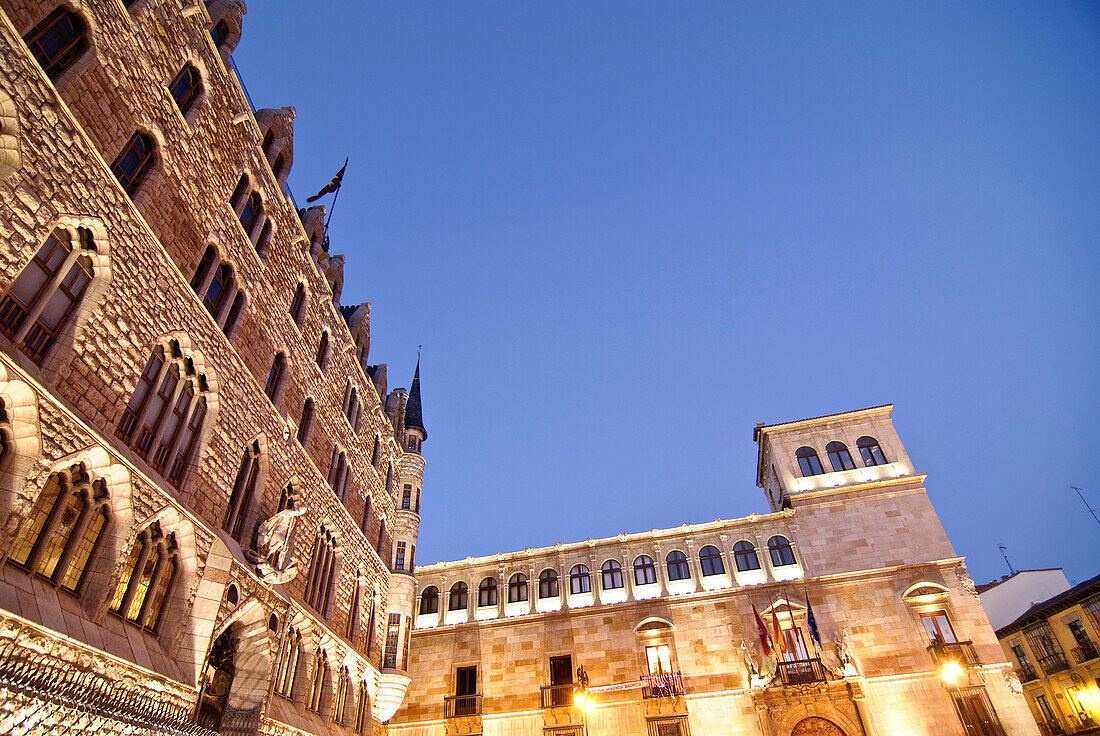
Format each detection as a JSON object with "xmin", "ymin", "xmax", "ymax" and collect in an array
[
  {"xmin": 772, "ymin": 605, "xmax": 788, "ymax": 655},
  {"xmin": 752, "ymin": 603, "xmax": 772, "ymax": 657}
]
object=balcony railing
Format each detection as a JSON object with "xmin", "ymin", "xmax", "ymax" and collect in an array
[
  {"xmin": 1016, "ymin": 664, "xmax": 1039, "ymax": 683},
  {"xmin": 641, "ymin": 671, "xmax": 685, "ymax": 698},
  {"xmin": 540, "ymin": 684, "xmax": 576, "ymax": 708},
  {"xmin": 1071, "ymin": 642, "xmax": 1099, "ymax": 664},
  {"xmin": 1038, "ymin": 721, "xmax": 1066, "ymax": 736},
  {"xmin": 444, "ymin": 694, "xmax": 482, "ymax": 718},
  {"xmin": 1036, "ymin": 652, "xmax": 1069, "ymax": 675},
  {"xmin": 776, "ymin": 658, "xmax": 827, "ymax": 686},
  {"xmin": 927, "ymin": 640, "xmax": 981, "ymax": 668}
]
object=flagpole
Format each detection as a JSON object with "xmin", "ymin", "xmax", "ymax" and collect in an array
[{"xmin": 321, "ymin": 157, "xmax": 349, "ymax": 246}]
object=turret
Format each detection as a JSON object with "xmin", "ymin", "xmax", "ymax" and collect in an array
[{"xmin": 403, "ymin": 358, "xmax": 426, "ymax": 454}]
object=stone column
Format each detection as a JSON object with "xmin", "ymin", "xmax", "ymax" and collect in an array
[
  {"xmin": 685, "ymin": 538, "xmax": 702, "ymax": 591},
  {"xmin": 623, "ymin": 551, "xmax": 636, "ymax": 602},
  {"xmin": 527, "ymin": 566, "xmax": 536, "ymax": 615},
  {"xmin": 653, "ymin": 543, "xmax": 669, "ymax": 596},
  {"xmin": 497, "ymin": 566, "xmax": 506, "ymax": 618},
  {"xmin": 589, "ymin": 555, "xmax": 601, "ymax": 605}
]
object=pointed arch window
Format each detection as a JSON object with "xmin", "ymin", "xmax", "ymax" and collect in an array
[
  {"xmin": 24, "ymin": 7, "xmax": 87, "ymax": 80},
  {"xmin": 449, "ymin": 581, "xmax": 468, "ymax": 611},
  {"xmin": 371, "ymin": 436, "xmax": 381, "ymax": 469},
  {"xmin": 795, "ymin": 446, "xmax": 824, "ymax": 477},
  {"xmin": 224, "ymin": 441, "xmax": 261, "ymax": 542},
  {"xmin": 354, "ymin": 681, "xmax": 370, "ymax": 734},
  {"xmin": 377, "ymin": 519, "xmax": 387, "ymax": 559},
  {"xmin": 316, "ymin": 331, "xmax": 330, "ymax": 369},
  {"xmin": 347, "ymin": 579, "xmax": 362, "ymax": 643},
  {"xmin": 305, "ymin": 527, "xmax": 338, "ymax": 616},
  {"xmin": 569, "ymin": 564, "xmax": 591, "ymax": 594},
  {"xmin": 666, "ymin": 550, "xmax": 690, "ymax": 581},
  {"xmin": 826, "ymin": 441, "xmax": 856, "ymax": 472},
  {"xmin": 108, "ymin": 522, "xmax": 178, "ymax": 632},
  {"xmin": 1, "ymin": 227, "xmax": 96, "ymax": 362},
  {"xmin": 508, "ymin": 573, "xmax": 528, "ymax": 603},
  {"xmin": 223, "ymin": 290, "xmax": 245, "ymax": 337},
  {"xmin": 633, "ymin": 555, "xmax": 657, "ymax": 586},
  {"xmin": 111, "ymin": 133, "xmax": 155, "ymax": 195},
  {"xmin": 342, "ymin": 382, "xmax": 361, "ymax": 429},
  {"xmin": 857, "ymin": 436, "xmax": 888, "ymax": 466},
  {"xmin": 256, "ymin": 221, "xmax": 273, "ymax": 256},
  {"xmin": 230, "ymin": 175, "xmax": 248, "ymax": 210},
  {"xmin": 169, "ymin": 63, "xmax": 202, "ymax": 115},
  {"xmin": 202, "ymin": 263, "xmax": 234, "ymax": 319},
  {"xmin": 538, "ymin": 569, "xmax": 559, "ymax": 599},
  {"xmin": 275, "ymin": 626, "xmax": 301, "ymax": 699},
  {"xmin": 289, "ymin": 282, "xmax": 306, "ymax": 324},
  {"xmin": 307, "ymin": 648, "xmax": 328, "ymax": 713},
  {"xmin": 360, "ymin": 494, "xmax": 372, "ymax": 534},
  {"xmin": 601, "ymin": 560, "xmax": 623, "ymax": 590},
  {"xmin": 699, "ymin": 545, "xmax": 725, "ymax": 576},
  {"xmin": 264, "ymin": 352, "xmax": 285, "ymax": 401},
  {"xmin": 9, "ymin": 464, "xmax": 108, "ymax": 593},
  {"xmin": 240, "ymin": 192, "xmax": 262, "ymax": 236},
  {"xmin": 297, "ymin": 398, "xmax": 314, "ymax": 444},
  {"xmin": 733, "ymin": 540, "xmax": 760, "ymax": 572},
  {"xmin": 117, "ymin": 340, "xmax": 207, "ymax": 487},
  {"xmin": 334, "ymin": 666, "xmax": 350, "ymax": 724},
  {"xmin": 328, "ymin": 448, "xmax": 348, "ymax": 498},
  {"xmin": 767, "ymin": 535, "xmax": 797, "ymax": 567},
  {"xmin": 419, "ymin": 585, "xmax": 439, "ymax": 614}
]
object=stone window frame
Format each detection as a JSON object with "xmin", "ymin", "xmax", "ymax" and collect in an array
[
  {"xmin": 766, "ymin": 535, "xmax": 797, "ymax": 568},
  {"xmin": 601, "ymin": 559, "xmax": 624, "ymax": 590},
  {"xmin": 274, "ymin": 625, "xmax": 303, "ymax": 700},
  {"xmin": 304, "ymin": 525, "xmax": 341, "ymax": 618},
  {"xmin": 825, "ymin": 441, "xmax": 856, "ymax": 472},
  {"xmin": 538, "ymin": 568, "xmax": 560, "ymax": 599},
  {"xmin": 353, "ymin": 680, "xmax": 371, "ymax": 734},
  {"xmin": 297, "ymin": 397, "xmax": 315, "ymax": 446},
  {"xmin": 795, "ymin": 445, "xmax": 825, "ymax": 477},
  {"xmin": 167, "ymin": 62, "xmax": 203, "ymax": 119},
  {"xmin": 569, "ymin": 564, "xmax": 591, "ymax": 595},
  {"xmin": 110, "ymin": 131, "xmax": 157, "ymax": 197},
  {"xmin": 699, "ymin": 545, "xmax": 725, "ymax": 577},
  {"xmin": 189, "ymin": 244, "xmax": 241, "ymax": 331},
  {"xmin": 733, "ymin": 539, "xmax": 761, "ymax": 572},
  {"xmin": 107, "ymin": 520, "xmax": 180, "ymax": 634},
  {"xmin": 22, "ymin": 5, "xmax": 90, "ymax": 82},
  {"xmin": 419, "ymin": 586, "xmax": 440, "ymax": 615},
  {"xmin": 224, "ymin": 439, "xmax": 263, "ymax": 544},
  {"xmin": 665, "ymin": 550, "xmax": 690, "ymax": 581}
]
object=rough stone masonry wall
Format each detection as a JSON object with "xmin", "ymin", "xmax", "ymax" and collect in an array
[{"xmin": 0, "ymin": 1, "xmax": 416, "ymax": 733}]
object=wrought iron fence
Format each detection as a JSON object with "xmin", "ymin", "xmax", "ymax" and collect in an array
[
  {"xmin": 927, "ymin": 640, "xmax": 981, "ymax": 668},
  {"xmin": 1036, "ymin": 651, "xmax": 1069, "ymax": 675},
  {"xmin": 1071, "ymin": 643, "xmax": 1099, "ymax": 664},
  {"xmin": 444, "ymin": 693, "xmax": 482, "ymax": 717},
  {"xmin": 1016, "ymin": 664, "xmax": 1039, "ymax": 683},
  {"xmin": 641, "ymin": 671, "xmax": 685, "ymax": 698},
  {"xmin": 0, "ymin": 638, "xmax": 216, "ymax": 736},
  {"xmin": 775, "ymin": 657, "xmax": 827, "ymax": 686}
]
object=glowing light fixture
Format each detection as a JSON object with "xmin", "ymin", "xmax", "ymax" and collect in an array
[{"xmin": 940, "ymin": 661, "xmax": 963, "ymax": 685}]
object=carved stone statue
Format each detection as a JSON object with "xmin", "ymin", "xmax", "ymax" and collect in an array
[
  {"xmin": 740, "ymin": 640, "xmax": 759, "ymax": 676},
  {"xmin": 245, "ymin": 506, "xmax": 306, "ymax": 584}
]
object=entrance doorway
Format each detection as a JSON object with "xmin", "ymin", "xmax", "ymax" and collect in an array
[
  {"xmin": 549, "ymin": 655, "xmax": 573, "ymax": 706},
  {"xmin": 790, "ymin": 716, "xmax": 846, "ymax": 736}
]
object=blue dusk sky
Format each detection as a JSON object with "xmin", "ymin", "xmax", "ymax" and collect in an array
[{"xmin": 234, "ymin": 2, "xmax": 1100, "ymax": 586}]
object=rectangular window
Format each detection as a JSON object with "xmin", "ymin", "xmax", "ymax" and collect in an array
[
  {"xmin": 646, "ymin": 644, "xmax": 671, "ymax": 675},
  {"xmin": 920, "ymin": 610, "xmax": 957, "ymax": 644},
  {"xmin": 402, "ymin": 484, "xmax": 412, "ymax": 510},
  {"xmin": 454, "ymin": 665, "xmax": 478, "ymax": 716},
  {"xmin": 394, "ymin": 541, "xmax": 406, "ymax": 571},
  {"xmin": 383, "ymin": 613, "xmax": 401, "ymax": 669}
]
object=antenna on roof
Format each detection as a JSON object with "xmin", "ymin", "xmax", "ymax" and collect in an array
[
  {"xmin": 1070, "ymin": 485, "xmax": 1100, "ymax": 529},
  {"xmin": 998, "ymin": 544, "xmax": 1016, "ymax": 576}
]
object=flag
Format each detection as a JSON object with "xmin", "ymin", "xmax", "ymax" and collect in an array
[
  {"xmin": 772, "ymin": 604, "xmax": 788, "ymax": 655},
  {"xmin": 752, "ymin": 603, "xmax": 772, "ymax": 657},
  {"xmin": 306, "ymin": 159, "xmax": 347, "ymax": 202},
  {"xmin": 806, "ymin": 595, "xmax": 822, "ymax": 648}
]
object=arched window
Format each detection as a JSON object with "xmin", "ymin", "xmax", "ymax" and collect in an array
[
  {"xmin": 272, "ymin": 154, "xmax": 287, "ymax": 180},
  {"xmin": 334, "ymin": 666, "xmax": 350, "ymax": 724},
  {"xmin": 733, "ymin": 541, "xmax": 760, "ymax": 572},
  {"xmin": 448, "ymin": 581, "xmax": 468, "ymax": 611},
  {"xmin": 278, "ymin": 484, "xmax": 295, "ymax": 512},
  {"xmin": 538, "ymin": 569, "xmax": 559, "ymax": 599},
  {"xmin": 419, "ymin": 586, "xmax": 439, "ymax": 615},
  {"xmin": 826, "ymin": 441, "xmax": 855, "ymax": 472},
  {"xmin": 223, "ymin": 290, "xmax": 245, "ymax": 337},
  {"xmin": 306, "ymin": 648, "xmax": 328, "ymax": 713},
  {"xmin": 224, "ymin": 440, "xmax": 260, "ymax": 542},
  {"xmin": 256, "ymin": 221, "xmax": 273, "ymax": 256},
  {"xmin": 23, "ymin": 7, "xmax": 87, "ymax": 80},
  {"xmin": 327, "ymin": 449, "xmax": 347, "ymax": 496},
  {"xmin": 857, "ymin": 436, "xmax": 888, "ymax": 466},
  {"xmin": 202, "ymin": 263, "xmax": 233, "ymax": 319},
  {"xmin": 0, "ymin": 227, "xmax": 95, "ymax": 363},
  {"xmin": 699, "ymin": 545, "xmax": 724, "ymax": 577},
  {"xmin": 169, "ymin": 63, "xmax": 202, "ymax": 114},
  {"xmin": 289, "ymin": 282, "xmax": 306, "ymax": 323},
  {"xmin": 110, "ymin": 133, "xmax": 155, "ymax": 195},
  {"xmin": 377, "ymin": 519, "xmax": 387, "ymax": 558},
  {"xmin": 190, "ymin": 245, "xmax": 215, "ymax": 291},
  {"xmin": 108, "ymin": 522, "xmax": 178, "ymax": 632},
  {"xmin": 230, "ymin": 175, "xmax": 248, "ymax": 210},
  {"xmin": 305, "ymin": 527, "xmax": 338, "ymax": 616},
  {"xmin": 117, "ymin": 340, "xmax": 207, "ymax": 487},
  {"xmin": 767, "ymin": 535, "xmax": 796, "ymax": 567},
  {"xmin": 360, "ymin": 494, "xmax": 371, "ymax": 534},
  {"xmin": 342, "ymin": 382, "xmax": 360, "ymax": 428},
  {"xmin": 10, "ymin": 464, "xmax": 108, "ymax": 592},
  {"xmin": 316, "ymin": 331, "xmax": 330, "ymax": 369},
  {"xmin": 569, "ymin": 564, "xmax": 591, "ymax": 594},
  {"xmin": 371, "ymin": 437, "xmax": 381, "ymax": 469},
  {"xmin": 211, "ymin": 19, "xmax": 230, "ymax": 49},
  {"xmin": 601, "ymin": 560, "xmax": 623, "ymax": 590},
  {"xmin": 633, "ymin": 555, "xmax": 657, "ymax": 586},
  {"xmin": 297, "ymin": 398, "xmax": 313, "ymax": 444},
  {"xmin": 240, "ymin": 192, "xmax": 262, "ymax": 236},
  {"xmin": 795, "ymin": 446, "xmax": 824, "ymax": 477},
  {"xmin": 347, "ymin": 580, "xmax": 361, "ymax": 643},
  {"xmin": 666, "ymin": 550, "xmax": 690, "ymax": 581},
  {"xmin": 478, "ymin": 577, "xmax": 498, "ymax": 607},
  {"xmin": 508, "ymin": 573, "xmax": 528, "ymax": 603},
  {"xmin": 275, "ymin": 626, "xmax": 301, "ymax": 699},
  {"xmin": 393, "ymin": 541, "xmax": 406, "ymax": 571},
  {"xmin": 264, "ymin": 352, "xmax": 285, "ymax": 401},
  {"xmin": 354, "ymin": 681, "xmax": 370, "ymax": 734}
]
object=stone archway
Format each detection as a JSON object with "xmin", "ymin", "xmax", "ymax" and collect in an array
[{"xmin": 791, "ymin": 716, "xmax": 846, "ymax": 736}]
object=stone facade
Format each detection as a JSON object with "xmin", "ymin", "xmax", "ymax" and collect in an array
[
  {"xmin": 0, "ymin": 1, "xmax": 425, "ymax": 734},
  {"xmin": 390, "ymin": 407, "xmax": 1039, "ymax": 736}
]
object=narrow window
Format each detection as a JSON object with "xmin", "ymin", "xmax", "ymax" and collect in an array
[
  {"xmin": 419, "ymin": 586, "xmax": 439, "ymax": 615},
  {"xmin": 383, "ymin": 612, "xmax": 401, "ymax": 668},
  {"xmin": 23, "ymin": 7, "xmax": 87, "ymax": 80},
  {"xmin": 230, "ymin": 175, "xmax": 247, "ymax": 210},
  {"xmin": 108, "ymin": 522, "xmax": 178, "ymax": 632},
  {"xmin": 307, "ymin": 648, "xmax": 328, "ymax": 713},
  {"xmin": 569, "ymin": 564, "xmax": 591, "ymax": 594},
  {"xmin": 767, "ymin": 535, "xmax": 796, "ymax": 567},
  {"xmin": 305, "ymin": 528, "xmax": 338, "ymax": 616},
  {"xmin": 316, "ymin": 331, "xmax": 330, "ymax": 368},
  {"xmin": 240, "ymin": 192, "xmax": 262, "ymax": 235},
  {"xmin": 449, "ymin": 582, "xmax": 468, "ymax": 611},
  {"xmin": 666, "ymin": 551, "xmax": 690, "ymax": 581},
  {"xmin": 454, "ymin": 666, "xmax": 477, "ymax": 716},
  {"xmin": 478, "ymin": 577, "xmax": 497, "ymax": 607},
  {"xmin": 210, "ymin": 19, "xmax": 230, "ymax": 49},
  {"xmin": 202, "ymin": 263, "xmax": 232, "ymax": 319},
  {"xmin": 354, "ymin": 681, "xmax": 370, "ymax": 734},
  {"xmin": 168, "ymin": 64, "xmax": 202, "ymax": 115},
  {"xmin": 264, "ymin": 352, "xmax": 285, "ymax": 400},
  {"xmin": 272, "ymin": 154, "xmax": 286, "ymax": 180},
  {"xmin": 190, "ymin": 245, "xmax": 215, "ymax": 291},
  {"xmin": 289, "ymin": 283, "xmax": 306, "ymax": 323},
  {"xmin": 110, "ymin": 133, "xmax": 155, "ymax": 195},
  {"xmin": 633, "ymin": 555, "xmax": 657, "ymax": 586},
  {"xmin": 733, "ymin": 540, "xmax": 760, "ymax": 572},
  {"xmin": 920, "ymin": 610, "xmax": 958, "ymax": 644},
  {"xmin": 795, "ymin": 446, "xmax": 824, "ymax": 476},
  {"xmin": 699, "ymin": 545, "xmax": 725, "ymax": 576},
  {"xmin": 0, "ymin": 227, "xmax": 95, "ymax": 363},
  {"xmin": 508, "ymin": 573, "xmax": 528, "ymax": 603},
  {"xmin": 360, "ymin": 494, "xmax": 371, "ymax": 534},
  {"xmin": 394, "ymin": 541, "xmax": 406, "ymax": 571},
  {"xmin": 297, "ymin": 398, "xmax": 314, "ymax": 444},
  {"xmin": 275, "ymin": 627, "xmax": 301, "ymax": 699},
  {"xmin": 857, "ymin": 436, "xmax": 888, "ymax": 466},
  {"xmin": 601, "ymin": 560, "xmax": 623, "ymax": 590},
  {"xmin": 333, "ymin": 666, "xmax": 350, "ymax": 724},
  {"xmin": 826, "ymin": 441, "xmax": 856, "ymax": 472},
  {"xmin": 538, "ymin": 569, "xmax": 559, "ymax": 599},
  {"xmin": 261, "ymin": 129, "xmax": 275, "ymax": 156},
  {"xmin": 222, "ymin": 290, "xmax": 245, "ymax": 337},
  {"xmin": 224, "ymin": 441, "xmax": 260, "ymax": 542},
  {"xmin": 256, "ymin": 221, "xmax": 273, "ymax": 256},
  {"xmin": 377, "ymin": 519, "xmax": 387, "ymax": 558}
]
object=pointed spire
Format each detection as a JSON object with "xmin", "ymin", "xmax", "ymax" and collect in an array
[{"xmin": 404, "ymin": 351, "xmax": 426, "ymax": 439}]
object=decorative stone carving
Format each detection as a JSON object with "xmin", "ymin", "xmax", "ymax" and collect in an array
[
  {"xmin": 245, "ymin": 506, "xmax": 306, "ymax": 583},
  {"xmin": 955, "ymin": 565, "xmax": 979, "ymax": 598}
]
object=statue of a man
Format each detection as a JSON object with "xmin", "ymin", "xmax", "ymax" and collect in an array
[{"xmin": 247, "ymin": 506, "xmax": 306, "ymax": 583}]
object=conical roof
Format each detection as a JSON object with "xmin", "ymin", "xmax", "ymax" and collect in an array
[{"xmin": 404, "ymin": 358, "xmax": 426, "ymax": 439}]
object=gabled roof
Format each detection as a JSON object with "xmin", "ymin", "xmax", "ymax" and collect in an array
[{"xmin": 995, "ymin": 571, "xmax": 1100, "ymax": 637}]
